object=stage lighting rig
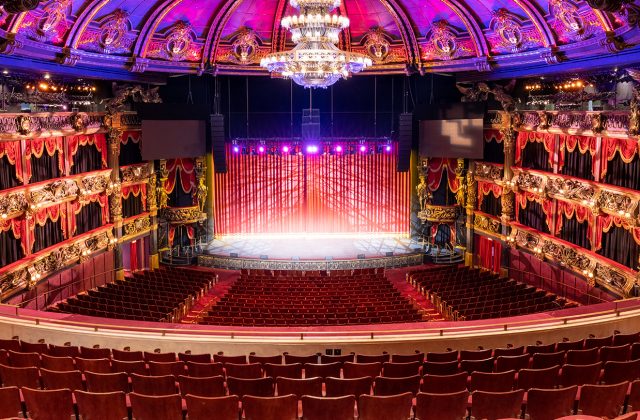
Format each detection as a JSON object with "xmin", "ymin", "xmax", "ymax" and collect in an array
[{"xmin": 1, "ymin": 0, "xmax": 42, "ymax": 13}]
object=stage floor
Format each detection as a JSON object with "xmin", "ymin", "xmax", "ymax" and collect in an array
[{"xmin": 205, "ymin": 235, "xmax": 423, "ymax": 260}]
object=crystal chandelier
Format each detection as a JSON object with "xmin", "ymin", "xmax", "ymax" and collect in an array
[{"xmin": 260, "ymin": 0, "xmax": 372, "ymax": 88}]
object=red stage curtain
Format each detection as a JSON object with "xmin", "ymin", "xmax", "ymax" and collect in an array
[
  {"xmin": 0, "ymin": 218, "xmax": 27, "ymax": 255},
  {"xmin": 476, "ymin": 181, "xmax": 503, "ymax": 208},
  {"xmin": 483, "ymin": 129, "xmax": 503, "ymax": 143},
  {"xmin": 214, "ymin": 143, "xmax": 410, "ymax": 235},
  {"xmin": 516, "ymin": 191, "xmax": 554, "ymax": 233},
  {"xmin": 555, "ymin": 201, "xmax": 593, "ymax": 238},
  {"xmin": 68, "ymin": 134, "xmax": 107, "ymax": 172},
  {"xmin": 165, "ymin": 158, "xmax": 196, "ymax": 195},
  {"xmin": 557, "ymin": 135, "xmax": 598, "ymax": 178},
  {"xmin": 0, "ymin": 141, "xmax": 24, "ymax": 183},
  {"xmin": 595, "ymin": 214, "xmax": 640, "ymax": 251},
  {"xmin": 130, "ymin": 241, "xmax": 138, "ymax": 272},
  {"xmin": 25, "ymin": 137, "xmax": 65, "ymax": 182},
  {"xmin": 425, "ymin": 158, "xmax": 460, "ymax": 193},
  {"xmin": 122, "ymin": 184, "xmax": 147, "ymax": 208},
  {"xmin": 601, "ymin": 137, "xmax": 640, "ymax": 178},
  {"xmin": 476, "ymin": 235, "xmax": 502, "ymax": 272},
  {"xmin": 515, "ymin": 131, "xmax": 555, "ymax": 167},
  {"xmin": 121, "ymin": 131, "xmax": 141, "ymax": 145},
  {"xmin": 69, "ymin": 194, "xmax": 109, "ymax": 236}
]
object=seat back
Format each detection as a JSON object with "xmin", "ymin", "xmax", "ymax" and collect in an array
[
  {"xmin": 469, "ymin": 370, "xmax": 515, "ymax": 392},
  {"xmin": 415, "ymin": 391, "xmax": 469, "ymax": 420},
  {"xmin": 8, "ymin": 351, "xmax": 40, "ymax": 368},
  {"xmin": 0, "ymin": 340, "xmax": 21, "ymax": 353},
  {"xmin": 304, "ymin": 362, "xmax": 341, "ymax": 379},
  {"xmin": 227, "ymin": 376, "xmax": 274, "ymax": 398},
  {"xmin": 516, "ymin": 365, "xmax": 560, "ymax": 390},
  {"xmin": 301, "ymin": 395, "xmax": 355, "ymax": 420},
  {"xmin": 41, "ymin": 355, "xmax": 75, "ymax": 372},
  {"xmin": 566, "ymin": 348, "xmax": 599, "ymax": 366},
  {"xmin": 276, "ymin": 376, "xmax": 323, "ymax": 398},
  {"xmin": 111, "ymin": 359, "xmax": 148, "ymax": 376},
  {"xmin": 578, "ymin": 382, "xmax": 629, "ymax": 418},
  {"xmin": 556, "ymin": 340, "xmax": 584, "ymax": 352},
  {"xmin": 319, "ymin": 354, "xmax": 355, "ymax": 364},
  {"xmin": 178, "ymin": 353, "xmax": 211, "ymax": 363},
  {"xmin": 0, "ymin": 364, "xmax": 40, "ymax": 388},
  {"xmin": 527, "ymin": 386, "xmax": 578, "ymax": 420},
  {"xmin": 602, "ymin": 359, "xmax": 640, "ymax": 384},
  {"xmin": 224, "ymin": 362, "xmax": 262, "ymax": 379},
  {"xmin": 130, "ymin": 392, "xmax": 183, "ymax": 420},
  {"xmin": 186, "ymin": 361, "xmax": 224, "ymax": 377},
  {"xmin": 20, "ymin": 342, "xmax": 48, "ymax": 354},
  {"xmin": 325, "ymin": 376, "xmax": 372, "ymax": 398},
  {"xmin": 40, "ymin": 368, "xmax": 84, "ymax": 392},
  {"xmin": 460, "ymin": 357, "xmax": 494, "ymax": 374},
  {"xmin": 421, "ymin": 372, "xmax": 468, "ymax": 394},
  {"xmin": 23, "ymin": 387, "xmax": 74, "ymax": 420},
  {"xmin": 584, "ymin": 335, "xmax": 613, "ymax": 349},
  {"xmin": 496, "ymin": 354, "xmax": 530, "ymax": 372},
  {"xmin": 531, "ymin": 351, "xmax": 565, "ymax": 369},
  {"xmin": 75, "ymin": 391, "xmax": 128, "ymax": 420},
  {"xmin": 249, "ymin": 354, "xmax": 283, "ymax": 365},
  {"xmin": 213, "ymin": 354, "xmax": 247, "ymax": 364},
  {"xmin": 178, "ymin": 375, "xmax": 225, "ymax": 397},
  {"xmin": 426, "ymin": 351, "xmax": 458, "ymax": 363},
  {"xmin": 131, "ymin": 373, "xmax": 177, "ymax": 396},
  {"xmin": 627, "ymin": 379, "xmax": 640, "ymax": 413},
  {"xmin": 613, "ymin": 332, "xmax": 640, "ymax": 347},
  {"xmin": 560, "ymin": 363, "xmax": 601, "ymax": 387},
  {"xmin": 471, "ymin": 389, "xmax": 524, "ymax": 420},
  {"xmin": 381, "ymin": 361, "xmax": 421, "ymax": 378},
  {"xmin": 79, "ymin": 346, "xmax": 111, "ymax": 360},
  {"xmin": 493, "ymin": 346, "xmax": 524, "ymax": 358},
  {"xmin": 391, "ymin": 353, "xmax": 425, "ymax": 363},
  {"xmin": 343, "ymin": 362, "xmax": 381, "ymax": 379},
  {"xmin": 460, "ymin": 349, "xmax": 493, "ymax": 361},
  {"xmin": 600, "ymin": 345, "xmax": 631, "ymax": 363},
  {"xmin": 355, "ymin": 354, "xmax": 389, "ymax": 364},
  {"xmin": 148, "ymin": 361, "xmax": 186, "ymax": 377},
  {"xmin": 85, "ymin": 371, "xmax": 129, "ymax": 393},
  {"xmin": 0, "ymin": 386, "xmax": 23, "ymax": 419},
  {"xmin": 243, "ymin": 394, "xmax": 298, "ymax": 420},
  {"xmin": 76, "ymin": 357, "xmax": 111, "ymax": 374},
  {"xmin": 264, "ymin": 363, "xmax": 302, "ymax": 379},
  {"xmin": 358, "ymin": 392, "xmax": 413, "ymax": 420},
  {"xmin": 283, "ymin": 354, "xmax": 318, "ymax": 364},
  {"xmin": 185, "ymin": 394, "xmax": 239, "ymax": 420},
  {"xmin": 373, "ymin": 375, "xmax": 421, "ymax": 396},
  {"xmin": 143, "ymin": 351, "xmax": 176, "ymax": 363},
  {"xmin": 111, "ymin": 349, "xmax": 143, "ymax": 362},
  {"xmin": 47, "ymin": 345, "xmax": 79, "ymax": 358},
  {"xmin": 423, "ymin": 361, "xmax": 459, "ymax": 376}
]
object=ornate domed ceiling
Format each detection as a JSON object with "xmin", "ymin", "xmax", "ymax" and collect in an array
[{"xmin": 0, "ymin": 0, "xmax": 638, "ymax": 80}]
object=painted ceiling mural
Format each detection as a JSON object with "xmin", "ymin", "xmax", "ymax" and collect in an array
[{"xmin": 0, "ymin": 0, "xmax": 637, "ymax": 78}]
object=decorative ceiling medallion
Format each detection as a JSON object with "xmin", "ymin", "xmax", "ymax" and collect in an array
[
  {"xmin": 423, "ymin": 20, "xmax": 470, "ymax": 61},
  {"xmin": 146, "ymin": 20, "xmax": 202, "ymax": 62},
  {"xmin": 20, "ymin": 0, "xmax": 70, "ymax": 43},
  {"xmin": 363, "ymin": 27, "xmax": 391, "ymax": 63},
  {"xmin": 550, "ymin": 0, "xmax": 593, "ymax": 41},
  {"xmin": 229, "ymin": 27, "xmax": 261, "ymax": 64},
  {"xmin": 98, "ymin": 9, "xmax": 130, "ymax": 53},
  {"xmin": 488, "ymin": 9, "xmax": 540, "ymax": 54}
]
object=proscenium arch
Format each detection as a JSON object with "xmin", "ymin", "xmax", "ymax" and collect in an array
[
  {"xmin": 513, "ymin": 0, "xmax": 556, "ymax": 47},
  {"xmin": 270, "ymin": 0, "xmax": 289, "ymax": 53},
  {"xmin": 440, "ymin": 0, "xmax": 490, "ymax": 57},
  {"xmin": 133, "ymin": 0, "xmax": 186, "ymax": 58},
  {"xmin": 65, "ymin": 0, "xmax": 111, "ymax": 49}
]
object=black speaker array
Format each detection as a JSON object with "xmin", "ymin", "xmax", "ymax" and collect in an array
[
  {"xmin": 302, "ymin": 108, "xmax": 321, "ymax": 141},
  {"xmin": 397, "ymin": 113, "xmax": 413, "ymax": 172},
  {"xmin": 210, "ymin": 114, "xmax": 226, "ymax": 173}
]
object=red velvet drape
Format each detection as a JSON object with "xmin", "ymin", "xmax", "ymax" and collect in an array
[
  {"xmin": 515, "ymin": 131, "xmax": 555, "ymax": 167},
  {"xmin": 0, "ymin": 141, "xmax": 24, "ymax": 182},
  {"xmin": 600, "ymin": 137, "xmax": 640, "ymax": 178},
  {"xmin": 475, "ymin": 235, "xmax": 502, "ymax": 272},
  {"xmin": 67, "ymin": 134, "xmax": 108, "ymax": 171},
  {"xmin": 214, "ymin": 143, "xmax": 410, "ymax": 235}
]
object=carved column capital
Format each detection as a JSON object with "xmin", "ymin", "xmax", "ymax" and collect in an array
[
  {"xmin": 107, "ymin": 128, "xmax": 123, "ymax": 157},
  {"xmin": 501, "ymin": 190, "xmax": 515, "ymax": 222}
]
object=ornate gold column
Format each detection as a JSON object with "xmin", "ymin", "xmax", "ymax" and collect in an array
[
  {"xmin": 105, "ymin": 113, "xmax": 124, "ymax": 280},
  {"xmin": 465, "ymin": 161, "xmax": 476, "ymax": 266},
  {"xmin": 147, "ymin": 163, "xmax": 159, "ymax": 269},
  {"xmin": 193, "ymin": 157, "xmax": 208, "ymax": 246},
  {"xmin": 499, "ymin": 112, "xmax": 518, "ymax": 276}
]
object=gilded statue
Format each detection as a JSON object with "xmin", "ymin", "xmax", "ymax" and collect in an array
[
  {"xmin": 196, "ymin": 177, "xmax": 208, "ymax": 213},
  {"xmin": 416, "ymin": 176, "xmax": 431, "ymax": 211}
]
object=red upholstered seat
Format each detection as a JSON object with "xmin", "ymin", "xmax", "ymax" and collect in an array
[
  {"xmin": 460, "ymin": 357, "xmax": 494, "ymax": 374},
  {"xmin": 381, "ymin": 361, "xmax": 421, "ymax": 378},
  {"xmin": 496, "ymin": 354, "xmax": 530, "ymax": 372},
  {"xmin": 304, "ymin": 362, "xmax": 341, "ymax": 379},
  {"xmin": 76, "ymin": 357, "xmax": 111, "ymax": 374},
  {"xmin": 325, "ymin": 377, "xmax": 372, "ymax": 398},
  {"xmin": 249, "ymin": 354, "xmax": 283, "ymax": 364},
  {"xmin": 415, "ymin": 391, "xmax": 469, "ymax": 420},
  {"xmin": 373, "ymin": 375, "xmax": 421, "ymax": 396},
  {"xmin": 185, "ymin": 394, "xmax": 239, "ymax": 420},
  {"xmin": 178, "ymin": 375, "xmax": 225, "ymax": 397},
  {"xmin": 525, "ymin": 343, "xmax": 556, "ymax": 356},
  {"xmin": 516, "ymin": 365, "xmax": 560, "ymax": 390},
  {"xmin": 301, "ymin": 395, "xmax": 356, "ymax": 420},
  {"xmin": 131, "ymin": 373, "xmax": 177, "ymax": 396},
  {"xmin": 0, "ymin": 386, "xmax": 23, "ymax": 419},
  {"xmin": 566, "ymin": 348, "xmax": 599, "ymax": 365},
  {"xmin": 391, "ymin": 352, "xmax": 424, "ymax": 363},
  {"xmin": 343, "ymin": 362, "xmax": 382, "ymax": 379},
  {"xmin": 423, "ymin": 360, "xmax": 460, "ymax": 376},
  {"xmin": 85, "ymin": 371, "xmax": 129, "ymax": 393},
  {"xmin": 0, "ymin": 340, "xmax": 21, "ymax": 353},
  {"xmin": 470, "ymin": 389, "xmax": 524, "ymax": 420},
  {"xmin": 526, "ymin": 386, "xmax": 578, "ymax": 420},
  {"xmin": 41, "ymin": 355, "xmax": 75, "ymax": 372},
  {"xmin": 421, "ymin": 372, "xmax": 468, "ymax": 394},
  {"xmin": 584, "ymin": 335, "xmax": 614, "ymax": 349},
  {"xmin": 243, "ymin": 394, "xmax": 298, "ymax": 420},
  {"xmin": 493, "ymin": 346, "xmax": 525, "ymax": 357},
  {"xmin": 23, "ymin": 387, "xmax": 74, "ymax": 420},
  {"xmin": 186, "ymin": 361, "xmax": 224, "ymax": 377},
  {"xmin": 320, "ymin": 354, "xmax": 355, "ymax": 364},
  {"xmin": 47, "ymin": 344, "xmax": 79, "ymax": 358},
  {"xmin": 148, "ymin": 361, "xmax": 186, "ymax": 377},
  {"xmin": 614, "ymin": 332, "xmax": 640, "ymax": 346},
  {"xmin": 79, "ymin": 346, "xmax": 111, "ymax": 360},
  {"xmin": 214, "ymin": 354, "xmax": 247, "ymax": 364},
  {"xmin": 469, "ymin": 370, "xmax": 515, "ymax": 392},
  {"xmin": 40, "ymin": 368, "xmax": 84, "ymax": 392},
  {"xmin": 426, "ymin": 351, "xmax": 458, "ymax": 363},
  {"xmin": 460, "ymin": 349, "xmax": 493, "ymax": 361},
  {"xmin": 111, "ymin": 359, "xmax": 148, "ymax": 375},
  {"xmin": 264, "ymin": 362, "xmax": 303, "ymax": 379},
  {"xmin": 559, "ymin": 363, "xmax": 601, "ymax": 387},
  {"xmin": 178, "ymin": 352, "xmax": 211, "ymax": 363},
  {"xmin": 276, "ymin": 376, "xmax": 323, "ymax": 398},
  {"xmin": 75, "ymin": 391, "xmax": 128, "ymax": 420},
  {"xmin": 531, "ymin": 351, "xmax": 565, "ymax": 369},
  {"xmin": 355, "ymin": 354, "xmax": 389, "ymax": 364},
  {"xmin": 578, "ymin": 382, "xmax": 629, "ymax": 418},
  {"xmin": 225, "ymin": 362, "xmax": 262, "ymax": 379},
  {"xmin": 602, "ymin": 359, "xmax": 640, "ymax": 384},
  {"xmin": 358, "ymin": 392, "xmax": 413, "ymax": 420},
  {"xmin": 627, "ymin": 379, "xmax": 640, "ymax": 412},
  {"xmin": 227, "ymin": 376, "xmax": 274, "ymax": 398},
  {"xmin": 144, "ymin": 351, "xmax": 176, "ymax": 363},
  {"xmin": 8, "ymin": 351, "xmax": 40, "ymax": 368},
  {"xmin": 284, "ymin": 353, "xmax": 319, "ymax": 364},
  {"xmin": 0, "ymin": 364, "xmax": 40, "ymax": 389},
  {"xmin": 20, "ymin": 341, "xmax": 48, "ymax": 354},
  {"xmin": 111, "ymin": 349, "xmax": 143, "ymax": 362},
  {"xmin": 556, "ymin": 340, "xmax": 584, "ymax": 352},
  {"xmin": 601, "ymin": 345, "xmax": 632, "ymax": 363},
  {"xmin": 130, "ymin": 392, "xmax": 183, "ymax": 420}
]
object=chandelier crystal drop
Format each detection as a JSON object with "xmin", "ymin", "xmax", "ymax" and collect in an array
[{"xmin": 260, "ymin": 0, "xmax": 372, "ymax": 88}]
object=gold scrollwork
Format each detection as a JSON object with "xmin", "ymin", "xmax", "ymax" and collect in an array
[
  {"xmin": 123, "ymin": 215, "xmax": 152, "ymax": 237},
  {"xmin": 159, "ymin": 206, "xmax": 206, "ymax": 224},
  {"xmin": 418, "ymin": 205, "xmax": 459, "ymax": 223},
  {"xmin": 475, "ymin": 162, "xmax": 503, "ymax": 182},
  {"xmin": 474, "ymin": 213, "xmax": 501, "ymax": 234}
]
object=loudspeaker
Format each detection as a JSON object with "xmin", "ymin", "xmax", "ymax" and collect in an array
[
  {"xmin": 397, "ymin": 113, "xmax": 413, "ymax": 172},
  {"xmin": 210, "ymin": 114, "xmax": 226, "ymax": 173},
  {"xmin": 302, "ymin": 108, "xmax": 320, "ymax": 141}
]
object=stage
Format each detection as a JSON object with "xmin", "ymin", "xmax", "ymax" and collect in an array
[{"xmin": 199, "ymin": 235, "xmax": 425, "ymax": 270}]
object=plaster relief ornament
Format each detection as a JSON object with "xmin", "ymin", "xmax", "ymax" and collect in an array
[
  {"xmin": 229, "ymin": 27, "xmax": 260, "ymax": 64},
  {"xmin": 98, "ymin": 9, "xmax": 131, "ymax": 53},
  {"xmin": 428, "ymin": 20, "xmax": 459, "ymax": 60},
  {"xmin": 550, "ymin": 0, "xmax": 592, "ymax": 41},
  {"xmin": 27, "ymin": 0, "xmax": 70, "ymax": 43},
  {"xmin": 487, "ymin": 8, "xmax": 540, "ymax": 53},
  {"xmin": 165, "ymin": 21, "xmax": 194, "ymax": 61},
  {"xmin": 363, "ymin": 27, "xmax": 391, "ymax": 62}
]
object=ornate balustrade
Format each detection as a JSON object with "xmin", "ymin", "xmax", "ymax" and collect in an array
[
  {"xmin": 473, "ymin": 211, "xmax": 502, "ymax": 238},
  {"xmin": 120, "ymin": 163, "xmax": 151, "ymax": 186},
  {"xmin": 485, "ymin": 110, "xmax": 633, "ymax": 138},
  {"xmin": 418, "ymin": 204, "xmax": 459, "ymax": 224},
  {"xmin": 0, "ymin": 224, "xmax": 116, "ymax": 299},
  {"xmin": 474, "ymin": 162, "xmax": 504, "ymax": 184},
  {"xmin": 0, "ymin": 169, "xmax": 112, "ymax": 220},
  {"xmin": 511, "ymin": 167, "xmax": 640, "ymax": 223},
  {"xmin": 507, "ymin": 223, "xmax": 637, "ymax": 298},
  {"xmin": 121, "ymin": 213, "xmax": 153, "ymax": 242},
  {"xmin": 159, "ymin": 206, "xmax": 206, "ymax": 225}
]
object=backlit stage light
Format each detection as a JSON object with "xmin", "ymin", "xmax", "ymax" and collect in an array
[
  {"xmin": 306, "ymin": 145, "xmax": 319, "ymax": 154},
  {"xmin": 335, "ymin": 145, "xmax": 343, "ymax": 153},
  {"xmin": 282, "ymin": 145, "xmax": 289, "ymax": 153},
  {"xmin": 258, "ymin": 146, "xmax": 265, "ymax": 153},
  {"xmin": 359, "ymin": 145, "xmax": 367, "ymax": 153},
  {"xmin": 233, "ymin": 146, "xmax": 240, "ymax": 153},
  {"xmin": 385, "ymin": 145, "xmax": 392, "ymax": 152}
]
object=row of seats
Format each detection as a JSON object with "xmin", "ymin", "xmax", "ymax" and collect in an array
[
  {"xmin": 52, "ymin": 267, "xmax": 215, "ymax": 322},
  {"xmin": 203, "ymin": 268, "xmax": 424, "ymax": 326},
  {"xmin": 3, "ymin": 382, "xmax": 640, "ymax": 420},
  {"xmin": 407, "ymin": 265, "xmax": 577, "ymax": 320}
]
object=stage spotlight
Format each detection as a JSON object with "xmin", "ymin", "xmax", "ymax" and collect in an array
[
  {"xmin": 232, "ymin": 146, "xmax": 240, "ymax": 153},
  {"xmin": 306, "ymin": 145, "xmax": 319, "ymax": 154},
  {"xmin": 282, "ymin": 145, "xmax": 289, "ymax": 153},
  {"xmin": 385, "ymin": 145, "xmax": 392, "ymax": 152},
  {"xmin": 359, "ymin": 145, "xmax": 367, "ymax": 153},
  {"xmin": 258, "ymin": 145, "xmax": 265, "ymax": 153},
  {"xmin": 335, "ymin": 145, "xmax": 343, "ymax": 153}
]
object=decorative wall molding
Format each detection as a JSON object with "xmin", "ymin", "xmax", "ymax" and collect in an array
[
  {"xmin": 507, "ymin": 223, "xmax": 636, "ymax": 297},
  {"xmin": 504, "ymin": 110, "xmax": 630, "ymax": 138},
  {"xmin": 418, "ymin": 204, "xmax": 459, "ymax": 224},
  {"xmin": 473, "ymin": 212, "xmax": 502, "ymax": 237},
  {"xmin": 120, "ymin": 163, "xmax": 151, "ymax": 186},
  {"xmin": 158, "ymin": 206, "xmax": 206, "ymax": 225},
  {"xmin": 474, "ymin": 162, "xmax": 504, "ymax": 184},
  {"xmin": 121, "ymin": 213, "xmax": 152, "ymax": 242},
  {"xmin": 0, "ymin": 225, "xmax": 115, "ymax": 299}
]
